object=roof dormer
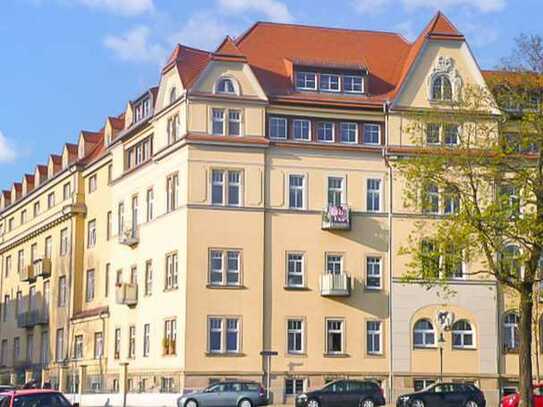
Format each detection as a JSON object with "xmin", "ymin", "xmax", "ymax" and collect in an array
[
  {"xmin": 78, "ymin": 131, "xmax": 102, "ymax": 159},
  {"xmin": 34, "ymin": 165, "xmax": 48, "ymax": 186},
  {"xmin": 62, "ymin": 144, "xmax": 78, "ymax": 169},
  {"xmin": 292, "ymin": 60, "xmax": 369, "ymax": 95},
  {"xmin": 104, "ymin": 116, "xmax": 125, "ymax": 146},
  {"xmin": 22, "ymin": 174, "xmax": 35, "ymax": 195},
  {"xmin": 48, "ymin": 155, "xmax": 62, "ymax": 179},
  {"xmin": 1, "ymin": 191, "xmax": 11, "ymax": 210},
  {"xmin": 11, "ymin": 183, "xmax": 22, "ymax": 202}
]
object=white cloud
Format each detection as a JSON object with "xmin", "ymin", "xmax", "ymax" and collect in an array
[
  {"xmin": 0, "ymin": 132, "xmax": 17, "ymax": 164},
  {"xmin": 402, "ymin": 0, "xmax": 506, "ymax": 12},
  {"xmin": 169, "ymin": 11, "xmax": 233, "ymax": 51},
  {"xmin": 351, "ymin": 0, "xmax": 392, "ymax": 15},
  {"xmin": 218, "ymin": 0, "xmax": 293, "ymax": 23},
  {"xmin": 104, "ymin": 26, "xmax": 167, "ymax": 64},
  {"xmin": 75, "ymin": 0, "xmax": 154, "ymax": 16},
  {"xmin": 461, "ymin": 22, "xmax": 499, "ymax": 46}
]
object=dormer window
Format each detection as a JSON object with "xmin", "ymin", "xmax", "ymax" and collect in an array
[
  {"xmin": 169, "ymin": 88, "xmax": 177, "ymax": 104},
  {"xmin": 320, "ymin": 74, "xmax": 340, "ymax": 92},
  {"xmin": 432, "ymin": 75, "xmax": 452, "ymax": 101},
  {"xmin": 134, "ymin": 97, "xmax": 151, "ymax": 123},
  {"xmin": 215, "ymin": 77, "xmax": 237, "ymax": 95},
  {"xmin": 295, "ymin": 72, "xmax": 317, "ymax": 90},
  {"xmin": 344, "ymin": 76, "xmax": 364, "ymax": 93}
]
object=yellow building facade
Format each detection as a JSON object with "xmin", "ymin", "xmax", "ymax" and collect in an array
[{"xmin": 0, "ymin": 12, "xmax": 533, "ymax": 406}]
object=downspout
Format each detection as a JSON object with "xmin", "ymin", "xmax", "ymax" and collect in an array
[{"xmin": 383, "ymin": 100, "xmax": 394, "ymax": 402}]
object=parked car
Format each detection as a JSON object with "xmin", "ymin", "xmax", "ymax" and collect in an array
[
  {"xmin": 295, "ymin": 379, "xmax": 386, "ymax": 407},
  {"xmin": 0, "ymin": 389, "xmax": 79, "ymax": 406},
  {"xmin": 500, "ymin": 384, "xmax": 543, "ymax": 407},
  {"xmin": 396, "ymin": 382, "xmax": 485, "ymax": 407},
  {"xmin": 0, "ymin": 386, "xmax": 15, "ymax": 393},
  {"xmin": 177, "ymin": 381, "xmax": 268, "ymax": 407}
]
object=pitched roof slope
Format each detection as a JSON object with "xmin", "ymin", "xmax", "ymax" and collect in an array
[{"xmin": 162, "ymin": 44, "xmax": 212, "ymax": 88}]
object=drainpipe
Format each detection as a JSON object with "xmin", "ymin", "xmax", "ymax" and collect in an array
[{"xmin": 383, "ymin": 100, "xmax": 394, "ymax": 402}]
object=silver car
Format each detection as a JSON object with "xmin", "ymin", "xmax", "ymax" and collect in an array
[{"xmin": 177, "ymin": 381, "xmax": 268, "ymax": 407}]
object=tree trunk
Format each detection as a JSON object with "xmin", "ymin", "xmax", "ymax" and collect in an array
[{"xmin": 519, "ymin": 288, "xmax": 535, "ymax": 407}]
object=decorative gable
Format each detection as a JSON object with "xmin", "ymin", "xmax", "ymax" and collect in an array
[{"xmin": 427, "ymin": 56, "xmax": 463, "ymax": 102}]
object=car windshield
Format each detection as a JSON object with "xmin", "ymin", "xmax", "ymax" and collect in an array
[
  {"xmin": 323, "ymin": 381, "xmax": 347, "ymax": 393},
  {"xmin": 13, "ymin": 393, "xmax": 72, "ymax": 407}
]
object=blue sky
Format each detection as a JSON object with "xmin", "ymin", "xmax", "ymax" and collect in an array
[{"xmin": 0, "ymin": 0, "xmax": 541, "ymax": 189}]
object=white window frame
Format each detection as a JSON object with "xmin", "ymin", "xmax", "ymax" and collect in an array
[
  {"xmin": 288, "ymin": 174, "xmax": 305, "ymax": 210},
  {"xmin": 326, "ymin": 254, "xmax": 343, "ymax": 275},
  {"xmin": 143, "ymin": 323, "xmax": 150, "ymax": 357},
  {"xmin": 344, "ymin": 75, "xmax": 364, "ymax": 93},
  {"xmin": 413, "ymin": 319, "xmax": 436, "ymax": 348},
  {"xmin": 366, "ymin": 178, "xmax": 382, "ymax": 212},
  {"xmin": 293, "ymin": 119, "xmax": 311, "ymax": 141},
  {"xmin": 207, "ymin": 316, "xmax": 241, "ymax": 354},
  {"xmin": 212, "ymin": 108, "xmax": 225, "ymax": 136},
  {"xmin": 366, "ymin": 320, "xmax": 383, "ymax": 355},
  {"xmin": 366, "ymin": 256, "xmax": 382, "ymax": 289},
  {"xmin": 87, "ymin": 219, "xmax": 96, "ymax": 248},
  {"xmin": 295, "ymin": 72, "xmax": 317, "ymax": 90},
  {"xmin": 88, "ymin": 174, "xmax": 97, "ymax": 193},
  {"xmin": 228, "ymin": 110, "xmax": 242, "ymax": 136},
  {"xmin": 215, "ymin": 77, "xmax": 238, "ymax": 95},
  {"xmin": 320, "ymin": 73, "xmax": 341, "ymax": 92},
  {"xmin": 286, "ymin": 252, "xmax": 305, "ymax": 288},
  {"xmin": 325, "ymin": 319, "xmax": 345, "ymax": 354},
  {"xmin": 285, "ymin": 378, "xmax": 306, "ymax": 396},
  {"xmin": 287, "ymin": 319, "xmax": 304, "ymax": 354},
  {"xmin": 208, "ymin": 249, "xmax": 241, "ymax": 286},
  {"xmin": 327, "ymin": 176, "xmax": 345, "ymax": 206},
  {"xmin": 317, "ymin": 121, "xmax": 335, "ymax": 143},
  {"xmin": 363, "ymin": 123, "xmax": 381, "ymax": 145},
  {"xmin": 339, "ymin": 122, "xmax": 358, "ymax": 144},
  {"xmin": 451, "ymin": 320, "xmax": 475, "ymax": 349},
  {"xmin": 211, "ymin": 169, "xmax": 243, "ymax": 206},
  {"xmin": 165, "ymin": 252, "xmax": 178, "ymax": 290},
  {"xmin": 269, "ymin": 117, "xmax": 288, "ymax": 140},
  {"xmin": 504, "ymin": 312, "xmax": 519, "ymax": 350}
]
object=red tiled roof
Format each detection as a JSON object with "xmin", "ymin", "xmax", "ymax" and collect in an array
[
  {"xmin": 65, "ymin": 143, "xmax": 78, "ymax": 153},
  {"xmin": 426, "ymin": 11, "xmax": 464, "ymax": 40},
  {"xmin": 214, "ymin": 36, "xmax": 247, "ymax": 62},
  {"xmin": 50, "ymin": 154, "xmax": 62, "ymax": 164},
  {"xmin": 13, "ymin": 183, "xmax": 22, "ymax": 193},
  {"xmin": 81, "ymin": 130, "xmax": 102, "ymax": 144},
  {"xmin": 482, "ymin": 69, "xmax": 543, "ymax": 87},
  {"xmin": 109, "ymin": 116, "xmax": 125, "ymax": 130},
  {"xmin": 24, "ymin": 174, "xmax": 34, "ymax": 185},
  {"xmin": 163, "ymin": 44, "xmax": 212, "ymax": 88},
  {"xmin": 36, "ymin": 165, "xmax": 48, "ymax": 176}
]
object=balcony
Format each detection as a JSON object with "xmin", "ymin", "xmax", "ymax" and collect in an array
[
  {"xmin": 32, "ymin": 258, "xmax": 52, "ymax": 278},
  {"xmin": 320, "ymin": 273, "xmax": 351, "ymax": 297},
  {"xmin": 116, "ymin": 283, "xmax": 138, "ymax": 306},
  {"xmin": 119, "ymin": 227, "xmax": 139, "ymax": 248},
  {"xmin": 17, "ymin": 310, "xmax": 49, "ymax": 329},
  {"xmin": 321, "ymin": 205, "xmax": 351, "ymax": 230},
  {"xmin": 19, "ymin": 265, "xmax": 36, "ymax": 283}
]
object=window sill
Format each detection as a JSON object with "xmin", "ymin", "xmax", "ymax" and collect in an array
[
  {"xmin": 323, "ymin": 353, "xmax": 349, "ymax": 358},
  {"xmin": 452, "ymin": 346, "xmax": 477, "ymax": 351},
  {"xmin": 364, "ymin": 286, "xmax": 382, "ymax": 291},
  {"xmin": 367, "ymin": 352, "xmax": 385, "ymax": 358},
  {"xmin": 286, "ymin": 352, "xmax": 307, "ymax": 357},
  {"xmin": 206, "ymin": 284, "xmax": 246, "ymax": 290},
  {"xmin": 413, "ymin": 346, "xmax": 438, "ymax": 350},
  {"xmin": 163, "ymin": 287, "xmax": 179, "ymax": 293},
  {"xmin": 205, "ymin": 352, "xmax": 245, "ymax": 357},
  {"xmin": 284, "ymin": 286, "xmax": 310, "ymax": 291}
]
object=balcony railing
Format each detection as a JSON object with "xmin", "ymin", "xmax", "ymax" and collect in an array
[
  {"xmin": 320, "ymin": 273, "xmax": 351, "ymax": 296},
  {"xmin": 19, "ymin": 265, "xmax": 36, "ymax": 283},
  {"xmin": 116, "ymin": 283, "xmax": 138, "ymax": 306},
  {"xmin": 32, "ymin": 258, "xmax": 52, "ymax": 278},
  {"xmin": 119, "ymin": 227, "xmax": 139, "ymax": 248},
  {"xmin": 321, "ymin": 205, "xmax": 351, "ymax": 230},
  {"xmin": 17, "ymin": 309, "xmax": 49, "ymax": 329}
]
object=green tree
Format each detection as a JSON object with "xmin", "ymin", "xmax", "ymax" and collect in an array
[{"xmin": 395, "ymin": 35, "xmax": 543, "ymax": 407}]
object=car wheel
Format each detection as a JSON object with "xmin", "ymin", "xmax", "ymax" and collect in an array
[
  {"xmin": 307, "ymin": 399, "xmax": 320, "ymax": 407},
  {"xmin": 411, "ymin": 399, "xmax": 425, "ymax": 407},
  {"xmin": 185, "ymin": 399, "xmax": 198, "ymax": 407},
  {"xmin": 238, "ymin": 398, "xmax": 253, "ymax": 407},
  {"xmin": 360, "ymin": 399, "xmax": 375, "ymax": 407},
  {"xmin": 465, "ymin": 400, "xmax": 479, "ymax": 407}
]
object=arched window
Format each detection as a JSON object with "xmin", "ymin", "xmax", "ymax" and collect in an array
[
  {"xmin": 504, "ymin": 312, "xmax": 519, "ymax": 351},
  {"xmin": 215, "ymin": 77, "xmax": 237, "ymax": 95},
  {"xmin": 169, "ymin": 87, "xmax": 177, "ymax": 104},
  {"xmin": 413, "ymin": 319, "xmax": 436, "ymax": 347},
  {"xmin": 452, "ymin": 320, "xmax": 474, "ymax": 348},
  {"xmin": 432, "ymin": 75, "xmax": 452, "ymax": 101}
]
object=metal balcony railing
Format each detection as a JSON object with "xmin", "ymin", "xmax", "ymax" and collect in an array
[
  {"xmin": 115, "ymin": 283, "xmax": 138, "ymax": 306},
  {"xmin": 16, "ymin": 310, "xmax": 49, "ymax": 329},
  {"xmin": 320, "ymin": 273, "xmax": 351, "ymax": 296}
]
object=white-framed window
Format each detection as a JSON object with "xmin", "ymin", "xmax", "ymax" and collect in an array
[
  {"xmin": 20, "ymin": 210, "xmax": 26, "ymax": 225},
  {"xmin": 502, "ymin": 245, "xmax": 522, "ymax": 279},
  {"xmin": 326, "ymin": 319, "xmax": 344, "ymax": 354},
  {"xmin": 144, "ymin": 261, "xmax": 153, "ymax": 296},
  {"xmin": 413, "ymin": 319, "xmax": 436, "ymax": 348},
  {"xmin": 87, "ymin": 219, "xmax": 96, "ymax": 248},
  {"xmin": 55, "ymin": 329, "xmax": 64, "ymax": 362},
  {"xmin": 165, "ymin": 252, "xmax": 178, "ymax": 290},
  {"xmin": 143, "ymin": 323, "xmax": 150, "ymax": 357},
  {"xmin": 317, "ymin": 122, "xmax": 334, "ymax": 142},
  {"xmin": 114, "ymin": 328, "xmax": 121, "ymax": 359},
  {"xmin": 215, "ymin": 77, "xmax": 237, "ymax": 95},
  {"xmin": 340, "ymin": 122, "xmax": 357, "ymax": 144},
  {"xmin": 212, "ymin": 108, "xmax": 225, "ymax": 135},
  {"xmin": 285, "ymin": 378, "xmax": 305, "ymax": 396},
  {"xmin": 287, "ymin": 319, "xmax": 304, "ymax": 354},
  {"xmin": 431, "ymin": 75, "xmax": 453, "ymax": 101},
  {"xmin": 444, "ymin": 187, "xmax": 460, "ymax": 214},
  {"xmin": 128, "ymin": 326, "xmax": 136, "ymax": 359},
  {"xmin": 286, "ymin": 253, "xmax": 304, "ymax": 288},
  {"xmin": 58, "ymin": 276, "xmax": 66, "ymax": 307},
  {"xmin": 146, "ymin": 188, "xmax": 154, "ymax": 222},
  {"xmin": 288, "ymin": 174, "xmax": 305, "ymax": 209},
  {"xmin": 367, "ymin": 179, "xmax": 381, "ymax": 212},
  {"xmin": 363, "ymin": 124, "xmax": 380, "ymax": 145},
  {"xmin": 74, "ymin": 335, "xmax": 83, "ymax": 360},
  {"xmin": 118, "ymin": 202, "xmax": 124, "ymax": 236},
  {"xmin": 14, "ymin": 337, "xmax": 20, "ymax": 361},
  {"xmin": 47, "ymin": 192, "xmax": 55, "ymax": 209},
  {"xmin": 504, "ymin": 312, "xmax": 519, "ymax": 350},
  {"xmin": 444, "ymin": 124, "xmax": 459, "ymax": 145},
  {"xmin": 326, "ymin": 254, "xmax": 343, "ymax": 275},
  {"xmin": 169, "ymin": 87, "xmax": 177, "ymax": 104},
  {"xmin": 167, "ymin": 114, "xmax": 181, "ymax": 144},
  {"xmin": 60, "ymin": 228, "xmax": 69, "ymax": 256},
  {"xmin": 444, "ymin": 244, "xmax": 464, "ymax": 279},
  {"xmin": 320, "ymin": 74, "xmax": 340, "ymax": 92},
  {"xmin": 33, "ymin": 201, "xmax": 40, "ymax": 217},
  {"xmin": 269, "ymin": 117, "xmax": 288, "ymax": 140},
  {"xmin": 228, "ymin": 110, "xmax": 241, "ymax": 136},
  {"xmin": 17, "ymin": 249, "xmax": 24, "ymax": 274},
  {"xmin": 344, "ymin": 75, "xmax": 363, "ymax": 93},
  {"xmin": 366, "ymin": 257, "xmax": 382, "ymax": 289},
  {"xmin": 452, "ymin": 320, "xmax": 475, "ymax": 348},
  {"xmin": 94, "ymin": 332, "xmax": 103, "ymax": 359},
  {"xmin": 293, "ymin": 119, "xmax": 311, "ymax": 141},
  {"xmin": 211, "ymin": 169, "xmax": 242, "ymax": 206},
  {"xmin": 424, "ymin": 183, "xmax": 439, "ymax": 214},
  {"xmin": 166, "ymin": 173, "xmax": 179, "ymax": 212},
  {"xmin": 209, "ymin": 249, "xmax": 241, "ymax": 286},
  {"xmin": 88, "ymin": 174, "xmax": 97, "ymax": 193},
  {"xmin": 63, "ymin": 182, "xmax": 71, "ymax": 201},
  {"xmin": 426, "ymin": 123, "xmax": 441, "ymax": 145},
  {"xmin": 327, "ymin": 177, "xmax": 344, "ymax": 206},
  {"xmin": 26, "ymin": 334, "xmax": 33, "ymax": 362},
  {"xmin": 208, "ymin": 317, "xmax": 240, "ymax": 354},
  {"xmin": 367, "ymin": 320, "xmax": 382, "ymax": 354},
  {"xmin": 86, "ymin": 269, "xmax": 95, "ymax": 303},
  {"xmin": 295, "ymin": 72, "xmax": 317, "ymax": 90}
]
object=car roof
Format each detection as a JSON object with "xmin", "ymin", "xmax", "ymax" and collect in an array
[{"xmin": 0, "ymin": 389, "xmax": 60, "ymax": 396}]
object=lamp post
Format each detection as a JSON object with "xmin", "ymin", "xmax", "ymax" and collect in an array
[{"xmin": 438, "ymin": 333, "xmax": 446, "ymax": 382}]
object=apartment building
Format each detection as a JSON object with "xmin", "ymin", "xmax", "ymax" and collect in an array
[{"xmin": 0, "ymin": 11, "xmax": 533, "ymax": 406}]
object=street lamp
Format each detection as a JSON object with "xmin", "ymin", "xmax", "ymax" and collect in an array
[{"xmin": 438, "ymin": 333, "xmax": 446, "ymax": 382}]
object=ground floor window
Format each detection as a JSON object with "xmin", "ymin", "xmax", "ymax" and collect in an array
[
  {"xmin": 414, "ymin": 378, "xmax": 436, "ymax": 392},
  {"xmin": 285, "ymin": 378, "xmax": 305, "ymax": 395}
]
